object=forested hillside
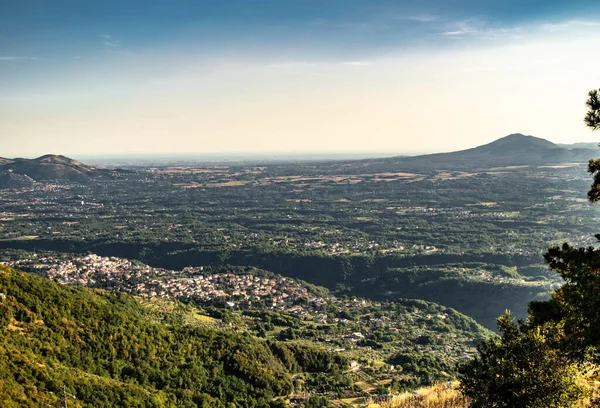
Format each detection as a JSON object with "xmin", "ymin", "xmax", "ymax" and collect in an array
[{"xmin": 0, "ymin": 265, "xmax": 348, "ymax": 407}]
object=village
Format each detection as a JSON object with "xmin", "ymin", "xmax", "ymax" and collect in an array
[
  {"xmin": 3, "ymin": 253, "xmax": 484, "ymax": 376},
  {"xmin": 4, "ymin": 254, "xmax": 319, "ymax": 310},
  {"xmin": 3, "ymin": 254, "xmax": 405, "ymax": 329}
]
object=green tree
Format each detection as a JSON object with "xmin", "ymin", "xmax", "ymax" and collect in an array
[
  {"xmin": 459, "ymin": 313, "xmax": 584, "ymax": 408},
  {"xmin": 304, "ymin": 395, "xmax": 331, "ymax": 408},
  {"xmin": 584, "ymin": 89, "xmax": 600, "ymax": 201},
  {"xmin": 585, "ymin": 89, "xmax": 600, "ymax": 131},
  {"xmin": 532, "ymin": 244, "xmax": 600, "ymax": 359}
]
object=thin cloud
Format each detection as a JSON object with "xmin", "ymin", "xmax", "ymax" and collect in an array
[
  {"xmin": 268, "ymin": 61, "xmax": 373, "ymax": 69},
  {"xmin": 267, "ymin": 61, "xmax": 320, "ymax": 69},
  {"xmin": 441, "ymin": 18, "xmax": 600, "ymax": 41},
  {"xmin": 99, "ymin": 34, "xmax": 121, "ymax": 47},
  {"xmin": 440, "ymin": 20, "xmax": 526, "ymax": 41},
  {"xmin": 0, "ymin": 56, "xmax": 39, "ymax": 61},
  {"xmin": 540, "ymin": 19, "xmax": 600, "ymax": 32},
  {"xmin": 306, "ymin": 17, "xmax": 390, "ymax": 32},
  {"xmin": 442, "ymin": 22, "xmax": 478, "ymax": 37},
  {"xmin": 340, "ymin": 61, "xmax": 372, "ymax": 66},
  {"xmin": 407, "ymin": 15, "xmax": 438, "ymax": 23}
]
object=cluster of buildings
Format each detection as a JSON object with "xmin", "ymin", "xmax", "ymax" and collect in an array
[
  {"xmin": 3, "ymin": 253, "xmax": 483, "ymax": 381},
  {"xmin": 6, "ymin": 254, "xmax": 169, "ymax": 288},
  {"xmin": 146, "ymin": 273, "xmax": 314, "ymax": 310},
  {"xmin": 3, "ymin": 254, "xmax": 325, "ymax": 312},
  {"xmin": 266, "ymin": 237, "xmax": 409, "ymax": 255},
  {"xmin": 3, "ymin": 254, "xmax": 446, "ymax": 332}
]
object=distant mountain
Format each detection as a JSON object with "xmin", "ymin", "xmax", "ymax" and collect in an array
[
  {"xmin": 557, "ymin": 142, "xmax": 599, "ymax": 150},
  {"xmin": 473, "ymin": 133, "xmax": 558, "ymax": 153},
  {"xmin": 0, "ymin": 157, "xmax": 13, "ymax": 166},
  {"xmin": 0, "ymin": 154, "xmax": 114, "ymax": 183},
  {"xmin": 400, "ymin": 133, "xmax": 597, "ymax": 169}
]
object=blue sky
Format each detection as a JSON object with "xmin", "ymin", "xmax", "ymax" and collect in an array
[
  {"xmin": 2, "ymin": 0, "xmax": 598, "ymax": 59},
  {"xmin": 2, "ymin": 1, "xmax": 600, "ymax": 156}
]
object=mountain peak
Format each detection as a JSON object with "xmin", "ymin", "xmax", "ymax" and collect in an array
[
  {"xmin": 503, "ymin": 133, "xmax": 530, "ymax": 138},
  {"xmin": 400, "ymin": 133, "xmax": 596, "ymax": 169},
  {"xmin": 34, "ymin": 154, "xmax": 87, "ymax": 166},
  {"xmin": 475, "ymin": 133, "xmax": 559, "ymax": 153},
  {"xmin": 36, "ymin": 154, "xmax": 70, "ymax": 160}
]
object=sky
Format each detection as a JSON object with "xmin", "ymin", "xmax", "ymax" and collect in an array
[{"xmin": 1, "ymin": 0, "xmax": 600, "ymax": 157}]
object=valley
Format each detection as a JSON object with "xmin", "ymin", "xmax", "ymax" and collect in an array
[
  {"xmin": 1, "ymin": 133, "xmax": 599, "ymax": 406},
  {"xmin": 5, "ymin": 0, "xmax": 600, "ymax": 404},
  {"xmin": 0, "ymin": 135, "xmax": 597, "ymax": 329}
]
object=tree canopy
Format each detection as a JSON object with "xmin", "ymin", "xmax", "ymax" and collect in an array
[
  {"xmin": 0, "ymin": 265, "xmax": 350, "ymax": 407},
  {"xmin": 585, "ymin": 89, "xmax": 600, "ymax": 131},
  {"xmin": 460, "ymin": 88, "xmax": 600, "ymax": 406},
  {"xmin": 460, "ymin": 314, "xmax": 584, "ymax": 408}
]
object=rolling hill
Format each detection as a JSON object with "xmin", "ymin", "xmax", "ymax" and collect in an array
[
  {"xmin": 0, "ymin": 154, "xmax": 118, "ymax": 183},
  {"xmin": 399, "ymin": 133, "xmax": 597, "ymax": 169}
]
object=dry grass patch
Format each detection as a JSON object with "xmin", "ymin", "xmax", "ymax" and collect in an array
[
  {"xmin": 377, "ymin": 382, "xmax": 469, "ymax": 408},
  {"xmin": 374, "ymin": 377, "xmax": 600, "ymax": 408}
]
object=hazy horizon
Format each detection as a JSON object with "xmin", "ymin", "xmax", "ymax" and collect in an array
[
  {"xmin": 2, "ymin": 133, "xmax": 599, "ymax": 163},
  {"xmin": 1, "ymin": 149, "xmax": 432, "ymax": 166},
  {"xmin": 2, "ymin": 1, "xmax": 600, "ymax": 157}
]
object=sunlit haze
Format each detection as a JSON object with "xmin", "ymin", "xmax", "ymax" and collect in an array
[{"xmin": 2, "ymin": 0, "xmax": 600, "ymax": 157}]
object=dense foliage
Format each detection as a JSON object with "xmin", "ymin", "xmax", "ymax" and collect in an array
[
  {"xmin": 585, "ymin": 89, "xmax": 600, "ymax": 132},
  {"xmin": 459, "ymin": 314, "xmax": 583, "ymax": 407},
  {"xmin": 0, "ymin": 265, "xmax": 349, "ymax": 407}
]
